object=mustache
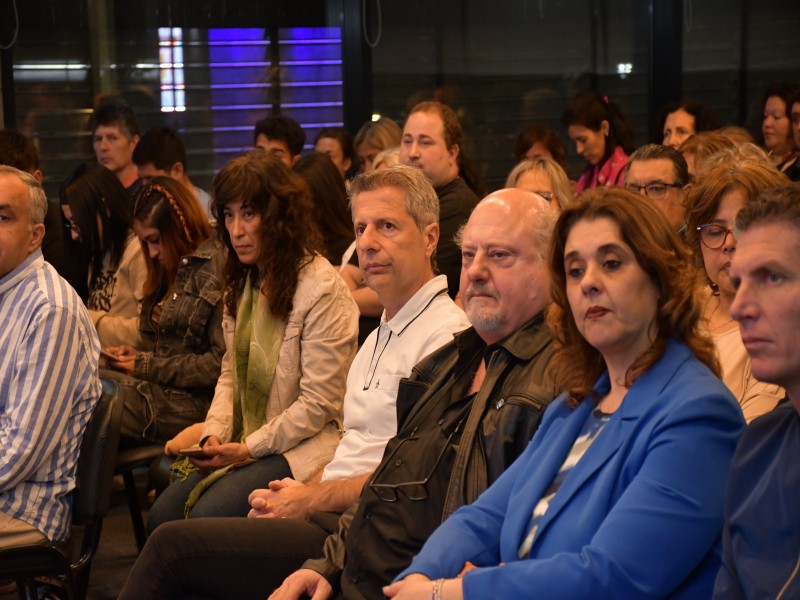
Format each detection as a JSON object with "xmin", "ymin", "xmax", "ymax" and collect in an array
[{"xmin": 464, "ymin": 282, "xmax": 498, "ymax": 300}]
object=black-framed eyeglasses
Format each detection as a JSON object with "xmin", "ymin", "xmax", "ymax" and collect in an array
[
  {"xmin": 625, "ymin": 182, "xmax": 683, "ymax": 199},
  {"xmin": 697, "ymin": 223, "xmax": 735, "ymax": 249},
  {"xmin": 368, "ymin": 418, "xmax": 463, "ymax": 502}
]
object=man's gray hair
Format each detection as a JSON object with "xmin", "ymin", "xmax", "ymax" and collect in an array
[
  {"xmin": 349, "ymin": 164, "xmax": 439, "ymax": 231},
  {"xmin": 0, "ymin": 165, "xmax": 47, "ymax": 225}
]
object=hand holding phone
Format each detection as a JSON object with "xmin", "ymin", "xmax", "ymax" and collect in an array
[{"xmin": 180, "ymin": 446, "xmax": 212, "ymax": 459}]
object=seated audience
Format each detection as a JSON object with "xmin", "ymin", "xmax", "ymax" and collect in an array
[
  {"xmin": 254, "ymin": 115, "xmax": 306, "ymax": 166},
  {"xmin": 624, "ymin": 143, "xmax": 690, "ymax": 233},
  {"xmin": 505, "ymin": 156, "xmax": 574, "ymax": 209},
  {"xmin": 59, "ymin": 162, "xmax": 147, "ymax": 348},
  {"xmin": 684, "ymin": 155, "xmax": 787, "ymax": 422},
  {"xmin": 293, "ymin": 152, "xmax": 354, "ymax": 266},
  {"xmin": 119, "ymin": 165, "xmax": 471, "ymax": 600},
  {"xmin": 713, "ymin": 183, "xmax": 800, "ymax": 598},
  {"xmin": 354, "ymin": 117, "xmax": 402, "ymax": 172},
  {"xmin": 561, "ymin": 90, "xmax": 637, "ymax": 193},
  {"xmin": 679, "ymin": 132, "xmax": 736, "ymax": 180},
  {"xmin": 90, "ymin": 97, "xmax": 142, "ymax": 195},
  {"xmin": 101, "ymin": 177, "xmax": 226, "ymax": 445},
  {"xmin": 0, "ymin": 128, "xmax": 86, "ymax": 296},
  {"xmin": 512, "ymin": 123, "xmax": 568, "ymax": 171},
  {"xmin": 146, "ymin": 153, "xmax": 358, "ymax": 530},
  {"xmin": 0, "ymin": 166, "xmax": 101, "ymax": 548},
  {"xmin": 267, "ymin": 189, "xmax": 560, "ymax": 600},
  {"xmin": 314, "ymin": 126, "xmax": 355, "ymax": 181},
  {"xmin": 133, "ymin": 126, "xmax": 212, "ymax": 217},
  {"xmin": 659, "ymin": 101, "xmax": 721, "ymax": 149},
  {"xmin": 386, "ymin": 187, "xmax": 744, "ymax": 599},
  {"xmin": 760, "ymin": 83, "xmax": 799, "ymax": 175}
]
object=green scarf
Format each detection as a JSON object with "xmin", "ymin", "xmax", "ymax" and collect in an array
[{"xmin": 174, "ymin": 274, "xmax": 285, "ymax": 517}]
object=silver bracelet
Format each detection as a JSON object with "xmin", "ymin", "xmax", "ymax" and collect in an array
[{"xmin": 432, "ymin": 578, "xmax": 445, "ymax": 600}]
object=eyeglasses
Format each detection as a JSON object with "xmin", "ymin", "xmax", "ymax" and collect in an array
[
  {"xmin": 697, "ymin": 223, "xmax": 735, "ymax": 249},
  {"xmin": 368, "ymin": 418, "xmax": 463, "ymax": 502},
  {"xmin": 533, "ymin": 191, "xmax": 553, "ymax": 202},
  {"xmin": 625, "ymin": 183, "xmax": 683, "ymax": 199}
]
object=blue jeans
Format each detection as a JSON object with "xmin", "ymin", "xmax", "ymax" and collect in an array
[{"xmin": 147, "ymin": 454, "xmax": 292, "ymax": 534}]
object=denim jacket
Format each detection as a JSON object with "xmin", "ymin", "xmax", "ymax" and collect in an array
[{"xmin": 133, "ymin": 236, "xmax": 227, "ymax": 402}]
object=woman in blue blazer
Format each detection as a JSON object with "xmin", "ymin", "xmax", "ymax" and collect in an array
[{"xmin": 386, "ymin": 188, "xmax": 745, "ymax": 600}]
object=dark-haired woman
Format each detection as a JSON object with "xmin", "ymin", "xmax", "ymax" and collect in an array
[
  {"xmin": 294, "ymin": 152, "xmax": 355, "ymax": 266},
  {"xmin": 561, "ymin": 91, "xmax": 637, "ymax": 194},
  {"xmin": 387, "ymin": 187, "xmax": 744, "ymax": 600},
  {"xmin": 60, "ymin": 162, "xmax": 146, "ymax": 348},
  {"xmin": 146, "ymin": 153, "xmax": 358, "ymax": 530},
  {"xmin": 102, "ymin": 177, "xmax": 226, "ymax": 445}
]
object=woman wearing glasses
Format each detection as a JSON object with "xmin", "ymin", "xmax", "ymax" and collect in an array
[
  {"xmin": 685, "ymin": 154, "xmax": 787, "ymax": 422},
  {"xmin": 59, "ymin": 162, "xmax": 147, "ymax": 348},
  {"xmin": 561, "ymin": 90, "xmax": 637, "ymax": 194},
  {"xmin": 505, "ymin": 156, "xmax": 574, "ymax": 210},
  {"xmin": 386, "ymin": 188, "xmax": 744, "ymax": 600}
]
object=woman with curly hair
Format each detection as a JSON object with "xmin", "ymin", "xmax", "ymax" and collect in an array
[
  {"xmin": 388, "ymin": 187, "xmax": 744, "ymax": 600},
  {"xmin": 684, "ymin": 152, "xmax": 786, "ymax": 422},
  {"xmin": 147, "ymin": 153, "xmax": 359, "ymax": 530}
]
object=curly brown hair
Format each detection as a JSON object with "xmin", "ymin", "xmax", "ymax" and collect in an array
[
  {"xmin": 547, "ymin": 187, "xmax": 719, "ymax": 406},
  {"xmin": 684, "ymin": 154, "xmax": 788, "ymax": 273},
  {"xmin": 211, "ymin": 152, "xmax": 323, "ymax": 319}
]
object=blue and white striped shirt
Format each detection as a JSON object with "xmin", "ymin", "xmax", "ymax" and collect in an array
[{"xmin": 0, "ymin": 250, "xmax": 101, "ymax": 542}]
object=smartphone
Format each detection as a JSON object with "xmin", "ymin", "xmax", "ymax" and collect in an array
[
  {"xmin": 180, "ymin": 446, "xmax": 212, "ymax": 459},
  {"xmin": 100, "ymin": 349, "xmax": 118, "ymax": 361}
]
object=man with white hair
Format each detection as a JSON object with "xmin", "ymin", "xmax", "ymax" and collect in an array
[{"xmin": 0, "ymin": 166, "xmax": 101, "ymax": 547}]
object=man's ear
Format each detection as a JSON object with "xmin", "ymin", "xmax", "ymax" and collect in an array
[
  {"xmin": 170, "ymin": 162, "xmax": 185, "ymax": 178},
  {"xmin": 423, "ymin": 222, "xmax": 440, "ymax": 258},
  {"xmin": 449, "ymin": 143, "xmax": 460, "ymax": 163},
  {"xmin": 32, "ymin": 169, "xmax": 43, "ymax": 183},
  {"xmin": 29, "ymin": 223, "xmax": 45, "ymax": 252}
]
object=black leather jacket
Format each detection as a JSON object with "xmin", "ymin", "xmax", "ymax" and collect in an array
[{"xmin": 304, "ymin": 313, "xmax": 558, "ymax": 600}]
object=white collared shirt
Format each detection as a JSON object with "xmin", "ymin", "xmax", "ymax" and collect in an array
[{"xmin": 322, "ymin": 275, "xmax": 470, "ymax": 481}]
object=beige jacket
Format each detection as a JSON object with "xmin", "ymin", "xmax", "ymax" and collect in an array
[{"xmin": 201, "ymin": 255, "xmax": 359, "ymax": 482}]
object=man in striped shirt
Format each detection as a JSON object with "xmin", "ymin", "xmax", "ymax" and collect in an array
[{"xmin": 0, "ymin": 165, "xmax": 101, "ymax": 547}]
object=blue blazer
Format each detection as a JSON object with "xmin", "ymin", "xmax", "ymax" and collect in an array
[{"xmin": 399, "ymin": 340, "xmax": 745, "ymax": 599}]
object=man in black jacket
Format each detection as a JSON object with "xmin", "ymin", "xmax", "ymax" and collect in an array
[{"xmin": 271, "ymin": 188, "xmax": 559, "ymax": 600}]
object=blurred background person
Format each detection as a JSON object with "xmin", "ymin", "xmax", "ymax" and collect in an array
[
  {"xmin": 59, "ymin": 162, "xmax": 146, "ymax": 348},
  {"xmin": 679, "ymin": 132, "xmax": 736, "ymax": 181},
  {"xmin": 354, "ymin": 117, "xmax": 402, "ymax": 172},
  {"xmin": 314, "ymin": 126, "xmax": 355, "ymax": 182},
  {"xmin": 561, "ymin": 90, "xmax": 637, "ymax": 193},
  {"xmin": 505, "ymin": 156, "xmax": 573, "ymax": 210},
  {"xmin": 760, "ymin": 82, "xmax": 799, "ymax": 175},
  {"xmin": 512, "ymin": 123, "xmax": 568, "ymax": 172},
  {"xmin": 294, "ymin": 152, "xmax": 355, "ymax": 267},
  {"xmin": 659, "ymin": 101, "xmax": 721, "ymax": 149}
]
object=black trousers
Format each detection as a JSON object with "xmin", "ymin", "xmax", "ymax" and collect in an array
[{"xmin": 118, "ymin": 513, "xmax": 341, "ymax": 600}]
